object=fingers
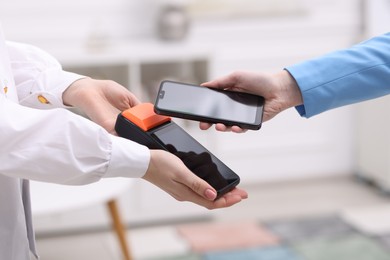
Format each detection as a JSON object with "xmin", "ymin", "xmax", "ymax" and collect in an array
[
  {"xmin": 199, "ymin": 122, "xmax": 246, "ymax": 133},
  {"xmin": 126, "ymin": 91, "xmax": 141, "ymax": 107},
  {"xmin": 101, "ymin": 80, "xmax": 141, "ymax": 111},
  {"xmin": 201, "ymin": 80, "xmax": 229, "ymax": 90},
  {"xmin": 228, "ymin": 187, "xmax": 249, "ymax": 199},
  {"xmin": 231, "ymin": 126, "xmax": 247, "ymax": 133},
  {"xmin": 147, "ymin": 150, "xmax": 218, "ymax": 201},
  {"xmin": 205, "ymin": 188, "xmax": 248, "ymax": 209},
  {"xmin": 174, "ymin": 164, "xmax": 248, "ymax": 207},
  {"xmin": 199, "ymin": 122, "xmax": 212, "ymax": 130},
  {"xmin": 215, "ymin": 124, "xmax": 246, "ymax": 133},
  {"xmin": 202, "ymin": 71, "xmax": 249, "ymax": 91},
  {"xmin": 177, "ymin": 172, "xmax": 248, "ymax": 209},
  {"xmin": 212, "ymin": 194, "xmax": 242, "ymax": 208},
  {"xmin": 178, "ymin": 187, "xmax": 247, "ymax": 210},
  {"xmin": 200, "ymin": 80, "xmax": 220, "ymax": 88},
  {"xmin": 201, "ymin": 74, "xmax": 236, "ymax": 90},
  {"xmin": 181, "ymin": 170, "xmax": 217, "ymax": 201}
]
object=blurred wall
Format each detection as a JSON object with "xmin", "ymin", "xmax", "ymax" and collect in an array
[{"xmin": 0, "ymin": 0, "xmax": 158, "ymax": 45}]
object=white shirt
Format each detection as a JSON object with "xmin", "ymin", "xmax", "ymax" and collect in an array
[{"xmin": 0, "ymin": 28, "xmax": 150, "ymax": 259}]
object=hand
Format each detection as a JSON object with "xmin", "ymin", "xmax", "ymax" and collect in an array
[
  {"xmin": 199, "ymin": 70, "xmax": 303, "ymax": 132},
  {"xmin": 142, "ymin": 150, "xmax": 248, "ymax": 209},
  {"xmin": 166, "ymin": 144, "xmax": 229, "ymax": 191},
  {"xmin": 63, "ymin": 78, "xmax": 140, "ymax": 134}
]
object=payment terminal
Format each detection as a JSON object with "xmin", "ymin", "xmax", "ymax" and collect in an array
[{"xmin": 115, "ymin": 103, "xmax": 240, "ymax": 199}]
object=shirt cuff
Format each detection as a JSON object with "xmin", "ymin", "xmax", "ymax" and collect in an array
[
  {"xmin": 285, "ymin": 65, "xmax": 319, "ymax": 118},
  {"xmin": 49, "ymin": 70, "xmax": 86, "ymax": 107},
  {"xmin": 105, "ymin": 135, "xmax": 150, "ymax": 179},
  {"xmin": 19, "ymin": 70, "xmax": 85, "ymax": 109}
]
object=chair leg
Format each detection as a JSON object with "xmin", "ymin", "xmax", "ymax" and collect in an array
[{"xmin": 107, "ymin": 199, "xmax": 133, "ymax": 260}]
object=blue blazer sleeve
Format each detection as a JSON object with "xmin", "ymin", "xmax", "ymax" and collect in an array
[{"xmin": 285, "ymin": 32, "xmax": 390, "ymax": 118}]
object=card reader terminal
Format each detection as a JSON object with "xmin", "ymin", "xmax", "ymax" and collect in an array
[{"xmin": 115, "ymin": 103, "xmax": 240, "ymax": 199}]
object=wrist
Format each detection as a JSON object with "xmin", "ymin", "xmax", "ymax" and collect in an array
[
  {"xmin": 278, "ymin": 70, "xmax": 303, "ymax": 109},
  {"xmin": 62, "ymin": 77, "xmax": 92, "ymax": 107}
]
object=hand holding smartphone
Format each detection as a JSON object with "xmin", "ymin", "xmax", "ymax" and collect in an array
[{"xmin": 154, "ymin": 80, "xmax": 265, "ymax": 130}]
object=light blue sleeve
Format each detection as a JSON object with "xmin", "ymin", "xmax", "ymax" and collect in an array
[{"xmin": 285, "ymin": 32, "xmax": 390, "ymax": 118}]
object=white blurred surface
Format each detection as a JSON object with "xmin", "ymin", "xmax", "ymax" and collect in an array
[{"xmin": 31, "ymin": 178, "xmax": 133, "ymax": 216}]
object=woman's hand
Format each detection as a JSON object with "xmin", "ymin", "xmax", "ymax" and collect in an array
[
  {"xmin": 200, "ymin": 70, "xmax": 303, "ymax": 132},
  {"xmin": 143, "ymin": 150, "xmax": 248, "ymax": 209},
  {"xmin": 63, "ymin": 78, "xmax": 140, "ymax": 134}
]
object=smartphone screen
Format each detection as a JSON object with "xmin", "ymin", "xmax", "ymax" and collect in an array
[
  {"xmin": 151, "ymin": 123, "xmax": 240, "ymax": 195},
  {"xmin": 154, "ymin": 80, "xmax": 264, "ymax": 130}
]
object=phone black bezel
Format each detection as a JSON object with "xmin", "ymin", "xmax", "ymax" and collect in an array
[{"xmin": 154, "ymin": 80, "xmax": 265, "ymax": 130}]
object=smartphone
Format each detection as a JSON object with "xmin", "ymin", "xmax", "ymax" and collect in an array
[
  {"xmin": 154, "ymin": 80, "xmax": 265, "ymax": 130},
  {"xmin": 115, "ymin": 103, "xmax": 240, "ymax": 199}
]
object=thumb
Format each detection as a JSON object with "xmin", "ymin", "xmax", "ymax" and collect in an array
[
  {"xmin": 201, "ymin": 73, "xmax": 237, "ymax": 90},
  {"xmin": 184, "ymin": 172, "xmax": 217, "ymax": 201}
]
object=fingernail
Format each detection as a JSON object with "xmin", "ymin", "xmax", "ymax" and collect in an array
[{"xmin": 205, "ymin": 189, "xmax": 217, "ymax": 200}]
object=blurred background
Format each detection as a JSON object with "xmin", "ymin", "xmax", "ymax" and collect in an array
[{"xmin": 2, "ymin": 0, "xmax": 390, "ymax": 259}]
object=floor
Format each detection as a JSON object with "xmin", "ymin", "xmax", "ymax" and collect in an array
[{"xmin": 35, "ymin": 175, "xmax": 390, "ymax": 260}]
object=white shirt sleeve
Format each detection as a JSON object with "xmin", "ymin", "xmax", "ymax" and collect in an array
[
  {"xmin": 0, "ymin": 96, "xmax": 150, "ymax": 184},
  {"xmin": 1, "ymin": 41, "xmax": 150, "ymax": 184},
  {"xmin": 7, "ymin": 41, "xmax": 83, "ymax": 108}
]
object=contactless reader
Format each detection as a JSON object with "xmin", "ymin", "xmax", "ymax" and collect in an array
[{"xmin": 115, "ymin": 103, "xmax": 240, "ymax": 199}]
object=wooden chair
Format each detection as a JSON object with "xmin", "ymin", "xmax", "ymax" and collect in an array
[{"xmin": 31, "ymin": 179, "xmax": 134, "ymax": 260}]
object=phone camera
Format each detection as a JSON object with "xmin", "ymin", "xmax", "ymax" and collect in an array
[{"xmin": 159, "ymin": 91, "xmax": 165, "ymax": 98}]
